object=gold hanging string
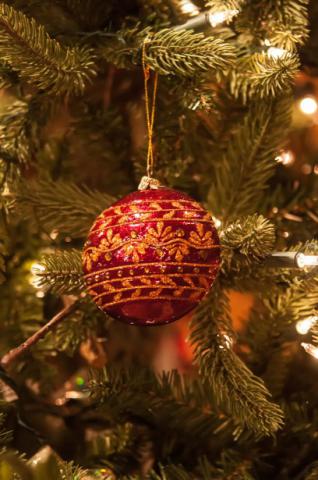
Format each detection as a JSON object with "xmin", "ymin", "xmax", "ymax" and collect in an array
[{"xmin": 142, "ymin": 38, "xmax": 158, "ymax": 178}]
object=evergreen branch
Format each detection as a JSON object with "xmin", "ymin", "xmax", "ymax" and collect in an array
[
  {"xmin": 0, "ymin": 61, "xmax": 19, "ymax": 88},
  {"xmin": 1, "ymin": 299, "xmax": 78, "ymax": 367},
  {"xmin": 0, "ymin": 451, "xmax": 33, "ymax": 480},
  {"xmin": 230, "ymin": 53, "xmax": 299, "ymax": 103},
  {"xmin": 12, "ymin": 179, "xmax": 115, "ymax": 237},
  {"xmin": 190, "ymin": 288, "xmax": 284, "ymax": 436},
  {"xmin": 0, "ymin": 412, "xmax": 12, "ymax": 446},
  {"xmin": 0, "ymin": 3, "xmax": 97, "ymax": 95},
  {"xmin": 90, "ymin": 367, "xmax": 225, "ymax": 450},
  {"xmin": 99, "ymin": 27, "xmax": 235, "ymax": 76},
  {"xmin": 262, "ymin": 344, "xmax": 294, "ymax": 398},
  {"xmin": 306, "ymin": 317, "xmax": 318, "ymax": 348},
  {"xmin": 224, "ymin": 240, "xmax": 318, "ymax": 293},
  {"xmin": 305, "ymin": 463, "xmax": 318, "ymax": 480},
  {"xmin": 46, "ymin": 300, "xmax": 101, "ymax": 356},
  {"xmin": 139, "ymin": 0, "xmax": 188, "ymax": 25},
  {"xmin": 0, "ymin": 95, "xmax": 56, "ymax": 166},
  {"xmin": 248, "ymin": 278, "xmax": 318, "ymax": 354},
  {"xmin": 34, "ymin": 249, "xmax": 84, "ymax": 294},
  {"xmin": 144, "ymin": 29, "xmax": 235, "ymax": 76},
  {"xmin": 148, "ymin": 455, "xmax": 254, "ymax": 480},
  {"xmin": 221, "ymin": 214, "xmax": 276, "ymax": 272},
  {"xmin": 264, "ymin": 0, "xmax": 309, "ymax": 50},
  {"xmin": 59, "ymin": 463, "xmax": 89, "ymax": 480},
  {"xmin": 207, "ymin": 97, "xmax": 292, "ymax": 222}
]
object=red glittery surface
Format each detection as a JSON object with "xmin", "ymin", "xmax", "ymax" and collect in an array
[{"xmin": 83, "ymin": 187, "xmax": 221, "ymax": 326}]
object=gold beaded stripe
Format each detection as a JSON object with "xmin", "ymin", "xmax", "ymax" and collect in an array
[
  {"xmin": 85, "ymin": 238, "xmax": 220, "ymax": 255},
  {"xmin": 91, "ymin": 207, "xmax": 207, "ymax": 228},
  {"xmin": 98, "ymin": 295, "xmax": 202, "ymax": 309},
  {"xmin": 90, "ymin": 285, "xmax": 206, "ymax": 302},
  {"xmin": 87, "ymin": 272, "xmax": 214, "ymax": 290},
  {"xmin": 89, "ymin": 273, "xmax": 214, "ymax": 289},
  {"xmin": 84, "ymin": 262, "xmax": 219, "ymax": 279}
]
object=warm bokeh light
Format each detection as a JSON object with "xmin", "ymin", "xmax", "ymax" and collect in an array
[
  {"xmin": 299, "ymin": 96, "xmax": 318, "ymax": 115},
  {"xmin": 275, "ymin": 150, "xmax": 295, "ymax": 166},
  {"xmin": 296, "ymin": 316, "xmax": 318, "ymax": 335},
  {"xmin": 179, "ymin": 0, "xmax": 200, "ymax": 16}
]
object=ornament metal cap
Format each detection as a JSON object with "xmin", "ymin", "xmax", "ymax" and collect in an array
[{"xmin": 138, "ymin": 176, "xmax": 162, "ymax": 190}]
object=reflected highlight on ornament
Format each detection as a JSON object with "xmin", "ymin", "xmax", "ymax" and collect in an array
[
  {"xmin": 296, "ymin": 316, "xmax": 318, "ymax": 335},
  {"xmin": 275, "ymin": 150, "xmax": 295, "ymax": 166},
  {"xmin": 301, "ymin": 342, "xmax": 318, "ymax": 359},
  {"xmin": 299, "ymin": 96, "xmax": 318, "ymax": 115},
  {"xmin": 208, "ymin": 9, "xmax": 239, "ymax": 27}
]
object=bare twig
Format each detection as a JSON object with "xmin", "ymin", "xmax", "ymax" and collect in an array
[{"xmin": 1, "ymin": 300, "xmax": 78, "ymax": 368}]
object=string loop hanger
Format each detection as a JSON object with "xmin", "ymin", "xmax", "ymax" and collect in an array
[{"xmin": 138, "ymin": 36, "xmax": 160, "ymax": 191}]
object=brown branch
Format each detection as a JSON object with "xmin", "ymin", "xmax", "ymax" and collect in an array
[{"xmin": 1, "ymin": 300, "xmax": 78, "ymax": 368}]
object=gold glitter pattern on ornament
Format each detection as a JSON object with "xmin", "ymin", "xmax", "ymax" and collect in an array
[{"xmin": 83, "ymin": 222, "xmax": 218, "ymax": 269}]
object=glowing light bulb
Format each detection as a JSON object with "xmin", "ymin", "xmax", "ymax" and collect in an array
[
  {"xmin": 296, "ymin": 316, "xmax": 318, "ymax": 335},
  {"xmin": 275, "ymin": 150, "xmax": 295, "ymax": 166},
  {"xmin": 301, "ymin": 342, "xmax": 318, "ymax": 359},
  {"xmin": 212, "ymin": 215, "xmax": 222, "ymax": 228},
  {"xmin": 180, "ymin": 0, "xmax": 200, "ymax": 16},
  {"xmin": 299, "ymin": 96, "xmax": 318, "ymax": 116},
  {"xmin": 49, "ymin": 229, "xmax": 59, "ymax": 240},
  {"xmin": 31, "ymin": 262, "xmax": 45, "ymax": 274},
  {"xmin": 30, "ymin": 262, "xmax": 46, "ymax": 288},
  {"xmin": 264, "ymin": 39, "xmax": 288, "ymax": 59},
  {"xmin": 296, "ymin": 254, "xmax": 318, "ymax": 268},
  {"xmin": 268, "ymin": 47, "xmax": 287, "ymax": 59},
  {"xmin": 208, "ymin": 9, "xmax": 239, "ymax": 27}
]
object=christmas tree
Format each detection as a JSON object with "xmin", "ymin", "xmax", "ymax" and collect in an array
[{"xmin": 0, "ymin": 0, "xmax": 318, "ymax": 478}]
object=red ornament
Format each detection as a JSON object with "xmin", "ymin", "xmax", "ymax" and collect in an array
[{"xmin": 83, "ymin": 187, "xmax": 221, "ymax": 326}]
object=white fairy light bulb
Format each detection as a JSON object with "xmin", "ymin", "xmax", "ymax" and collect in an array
[
  {"xmin": 296, "ymin": 254, "xmax": 318, "ymax": 268},
  {"xmin": 267, "ymin": 47, "xmax": 288, "ymax": 59},
  {"xmin": 299, "ymin": 96, "xmax": 318, "ymax": 116},
  {"xmin": 264, "ymin": 39, "xmax": 288, "ymax": 59},
  {"xmin": 208, "ymin": 9, "xmax": 239, "ymax": 27},
  {"xmin": 301, "ymin": 342, "xmax": 318, "ymax": 359},
  {"xmin": 275, "ymin": 150, "xmax": 295, "ymax": 166},
  {"xmin": 296, "ymin": 316, "xmax": 318, "ymax": 335},
  {"xmin": 212, "ymin": 215, "xmax": 222, "ymax": 228},
  {"xmin": 30, "ymin": 262, "xmax": 46, "ymax": 289}
]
